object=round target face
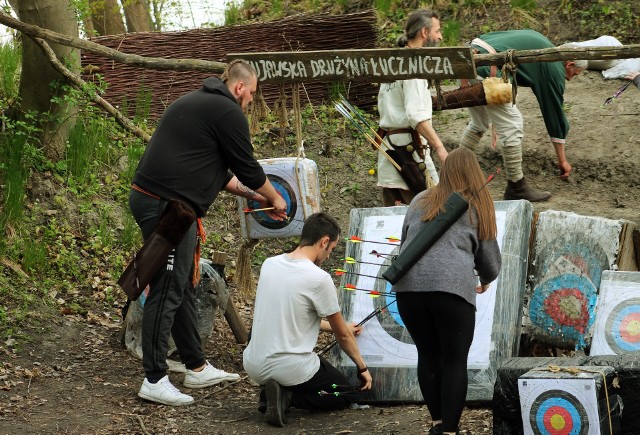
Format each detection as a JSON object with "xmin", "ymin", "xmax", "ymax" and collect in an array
[
  {"xmin": 536, "ymin": 235, "xmax": 609, "ymax": 287},
  {"xmin": 530, "ymin": 274, "xmax": 597, "ymax": 344},
  {"xmin": 605, "ymin": 297, "xmax": 640, "ymax": 354},
  {"xmin": 529, "ymin": 389, "xmax": 589, "ymax": 435},
  {"xmin": 372, "ymin": 247, "xmax": 413, "ymax": 345},
  {"xmin": 247, "ymin": 174, "xmax": 297, "ymax": 230}
]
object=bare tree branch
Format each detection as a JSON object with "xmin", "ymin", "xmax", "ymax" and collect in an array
[
  {"xmin": 0, "ymin": 10, "xmax": 226, "ymax": 73},
  {"xmin": 29, "ymin": 36, "xmax": 152, "ymax": 142}
]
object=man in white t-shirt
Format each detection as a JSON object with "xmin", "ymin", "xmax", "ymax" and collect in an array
[{"xmin": 243, "ymin": 213, "xmax": 373, "ymax": 427}]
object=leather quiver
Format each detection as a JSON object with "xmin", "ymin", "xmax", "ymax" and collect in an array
[{"xmin": 117, "ymin": 199, "xmax": 196, "ymax": 300}]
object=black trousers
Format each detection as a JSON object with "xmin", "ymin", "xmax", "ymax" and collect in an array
[
  {"xmin": 286, "ymin": 357, "xmax": 356, "ymax": 411},
  {"xmin": 129, "ymin": 189, "xmax": 205, "ymax": 379},
  {"xmin": 396, "ymin": 291, "xmax": 475, "ymax": 433}
]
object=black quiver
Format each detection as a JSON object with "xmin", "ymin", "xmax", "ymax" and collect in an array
[
  {"xmin": 383, "ymin": 192, "xmax": 469, "ymax": 285},
  {"xmin": 117, "ymin": 199, "xmax": 196, "ymax": 300}
]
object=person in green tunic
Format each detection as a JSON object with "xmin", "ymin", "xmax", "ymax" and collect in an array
[{"xmin": 459, "ymin": 29, "xmax": 586, "ymax": 202}]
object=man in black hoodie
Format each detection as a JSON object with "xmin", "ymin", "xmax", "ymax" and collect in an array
[{"xmin": 129, "ymin": 60, "xmax": 287, "ymax": 406}]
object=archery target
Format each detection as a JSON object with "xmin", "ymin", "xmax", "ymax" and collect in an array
[
  {"xmin": 372, "ymin": 246, "xmax": 411, "ymax": 341},
  {"xmin": 331, "ymin": 201, "xmax": 531, "ymax": 402},
  {"xmin": 519, "ymin": 378, "xmax": 600, "ymax": 435},
  {"xmin": 237, "ymin": 157, "xmax": 321, "ymax": 239},
  {"xmin": 341, "ymin": 208, "xmax": 506, "ymax": 369},
  {"xmin": 347, "ymin": 212, "xmax": 417, "ymax": 366},
  {"xmin": 529, "ymin": 273, "xmax": 598, "ymax": 347},
  {"xmin": 591, "ymin": 271, "xmax": 640, "ymax": 355},
  {"xmin": 528, "ymin": 211, "xmax": 622, "ymax": 349},
  {"xmin": 605, "ymin": 298, "xmax": 640, "ymax": 353}
]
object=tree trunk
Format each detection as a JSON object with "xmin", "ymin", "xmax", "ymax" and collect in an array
[
  {"xmin": 90, "ymin": 0, "xmax": 126, "ymax": 36},
  {"xmin": 15, "ymin": 0, "xmax": 79, "ymax": 161},
  {"xmin": 149, "ymin": 0, "xmax": 165, "ymax": 31},
  {"xmin": 121, "ymin": 0, "xmax": 152, "ymax": 32}
]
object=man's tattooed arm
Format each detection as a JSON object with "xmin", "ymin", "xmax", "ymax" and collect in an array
[{"xmin": 236, "ymin": 180, "xmax": 257, "ymax": 199}]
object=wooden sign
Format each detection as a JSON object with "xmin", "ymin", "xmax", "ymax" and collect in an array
[{"xmin": 227, "ymin": 47, "xmax": 476, "ymax": 84}]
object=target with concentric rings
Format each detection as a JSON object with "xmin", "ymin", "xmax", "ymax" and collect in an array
[
  {"xmin": 246, "ymin": 174, "xmax": 297, "ymax": 230},
  {"xmin": 605, "ymin": 297, "xmax": 640, "ymax": 354},
  {"xmin": 529, "ymin": 273, "xmax": 597, "ymax": 345},
  {"xmin": 529, "ymin": 389, "xmax": 589, "ymax": 435}
]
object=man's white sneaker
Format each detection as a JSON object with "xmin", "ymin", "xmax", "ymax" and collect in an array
[
  {"xmin": 138, "ymin": 375, "xmax": 194, "ymax": 406},
  {"xmin": 183, "ymin": 361, "xmax": 240, "ymax": 389}
]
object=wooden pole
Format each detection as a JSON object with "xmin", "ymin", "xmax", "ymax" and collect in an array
[
  {"xmin": 474, "ymin": 45, "xmax": 640, "ymax": 67},
  {"xmin": 3, "ymin": 10, "xmax": 639, "ymax": 76},
  {"xmin": 211, "ymin": 251, "xmax": 249, "ymax": 345}
]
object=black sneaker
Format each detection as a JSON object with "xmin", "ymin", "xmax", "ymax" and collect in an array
[
  {"xmin": 429, "ymin": 424, "xmax": 443, "ymax": 435},
  {"xmin": 265, "ymin": 379, "xmax": 288, "ymax": 427}
]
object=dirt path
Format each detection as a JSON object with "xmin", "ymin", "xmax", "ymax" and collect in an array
[{"xmin": 1, "ymin": 71, "xmax": 638, "ymax": 434}]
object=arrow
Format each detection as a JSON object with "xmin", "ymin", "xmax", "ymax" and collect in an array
[
  {"xmin": 317, "ymin": 299, "xmax": 397, "ymax": 356},
  {"xmin": 243, "ymin": 206, "xmax": 276, "ymax": 213},
  {"xmin": 370, "ymin": 250, "xmax": 395, "ymax": 258},
  {"xmin": 604, "ymin": 80, "xmax": 632, "ymax": 106},
  {"xmin": 333, "ymin": 269, "xmax": 385, "ymax": 280},
  {"xmin": 342, "ymin": 284, "xmax": 393, "ymax": 298},
  {"xmin": 347, "ymin": 235, "xmax": 400, "ymax": 245},
  {"xmin": 343, "ymin": 257, "xmax": 384, "ymax": 267},
  {"xmin": 334, "ymin": 102, "xmax": 402, "ymax": 171}
]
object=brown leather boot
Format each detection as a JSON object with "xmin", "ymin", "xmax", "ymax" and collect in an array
[{"xmin": 503, "ymin": 178, "xmax": 551, "ymax": 202}]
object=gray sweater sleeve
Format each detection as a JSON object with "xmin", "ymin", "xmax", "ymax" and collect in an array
[
  {"xmin": 475, "ymin": 239, "xmax": 502, "ymax": 285},
  {"xmin": 633, "ymin": 74, "xmax": 640, "ymax": 90}
]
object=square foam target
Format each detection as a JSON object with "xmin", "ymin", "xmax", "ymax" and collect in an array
[
  {"xmin": 526, "ymin": 211, "xmax": 625, "ymax": 350},
  {"xmin": 590, "ymin": 271, "xmax": 640, "ymax": 356},
  {"xmin": 518, "ymin": 366, "xmax": 616, "ymax": 435},
  {"xmin": 327, "ymin": 200, "xmax": 532, "ymax": 402},
  {"xmin": 237, "ymin": 157, "xmax": 321, "ymax": 239}
]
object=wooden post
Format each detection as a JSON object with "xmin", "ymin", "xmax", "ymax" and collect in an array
[{"xmin": 211, "ymin": 251, "xmax": 249, "ymax": 344}]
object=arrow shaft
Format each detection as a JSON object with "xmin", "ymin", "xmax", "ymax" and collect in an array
[{"xmin": 317, "ymin": 299, "xmax": 397, "ymax": 356}]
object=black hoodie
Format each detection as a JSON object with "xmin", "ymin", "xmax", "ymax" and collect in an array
[{"xmin": 133, "ymin": 77, "xmax": 266, "ymax": 216}]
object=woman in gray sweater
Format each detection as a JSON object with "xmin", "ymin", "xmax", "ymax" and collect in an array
[{"xmin": 392, "ymin": 148, "xmax": 502, "ymax": 435}]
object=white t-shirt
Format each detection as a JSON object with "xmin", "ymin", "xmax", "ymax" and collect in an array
[
  {"xmin": 243, "ymin": 254, "xmax": 341, "ymax": 386},
  {"xmin": 377, "ymin": 79, "xmax": 437, "ymax": 189}
]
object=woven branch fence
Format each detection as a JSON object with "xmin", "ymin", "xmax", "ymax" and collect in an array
[{"xmin": 81, "ymin": 10, "xmax": 380, "ymax": 121}]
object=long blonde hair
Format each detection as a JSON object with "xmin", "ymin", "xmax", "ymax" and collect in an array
[{"xmin": 420, "ymin": 148, "xmax": 497, "ymax": 240}]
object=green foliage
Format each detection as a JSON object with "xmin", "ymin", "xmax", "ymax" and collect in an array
[
  {"xmin": 0, "ymin": 40, "xmax": 20, "ymax": 102},
  {"xmin": 224, "ymin": 1, "xmax": 242, "ymax": 25},
  {"xmin": 272, "ymin": 0, "xmax": 283, "ymax": 16},
  {"xmin": 578, "ymin": 1, "xmax": 638, "ymax": 40},
  {"xmin": 441, "ymin": 20, "xmax": 462, "ymax": 46},
  {"xmin": 375, "ymin": 0, "xmax": 393, "ymax": 14},
  {"xmin": 510, "ymin": 0, "xmax": 537, "ymax": 11},
  {"xmin": 0, "ymin": 113, "xmax": 44, "ymax": 229},
  {"xmin": 120, "ymin": 213, "xmax": 142, "ymax": 251}
]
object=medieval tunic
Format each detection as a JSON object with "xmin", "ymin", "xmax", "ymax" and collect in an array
[
  {"xmin": 473, "ymin": 29, "xmax": 569, "ymax": 144},
  {"xmin": 377, "ymin": 79, "xmax": 440, "ymax": 190}
]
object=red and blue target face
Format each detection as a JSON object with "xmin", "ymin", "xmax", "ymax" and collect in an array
[
  {"xmin": 530, "ymin": 390, "xmax": 588, "ymax": 435},
  {"xmin": 247, "ymin": 174, "xmax": 297, "ymax": 229},
  {"xmin": 605, "ymin": 297, "xmax": 640, "ymax": 354},
  {"xmin": 529, "ymin": 274, "xmax": 597, "ymax": 345}
]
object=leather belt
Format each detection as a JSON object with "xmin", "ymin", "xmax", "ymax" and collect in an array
[{"xmin": 386, "ymin": 128, "xmax": 413, "ymax": 135}]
